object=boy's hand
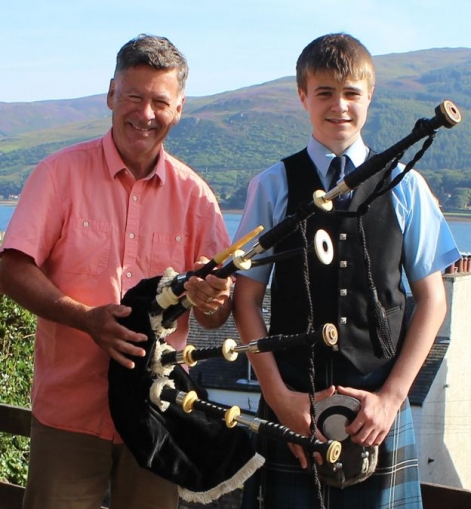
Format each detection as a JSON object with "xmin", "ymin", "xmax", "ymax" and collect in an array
[{"xmin": 337, "ymin": 385, "xmax": 402, "ymax": 447}]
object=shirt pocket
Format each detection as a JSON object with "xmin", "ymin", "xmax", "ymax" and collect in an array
[
  {"xmin": 60, "ymin": 217, "xmax": 112, "ymax": 276},
  {"xmin": 150, "ymin": 232, "xmax": 187, "ymax": 276}
]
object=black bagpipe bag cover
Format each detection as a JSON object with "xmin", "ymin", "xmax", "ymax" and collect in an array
[{"xmin": 108, "ymin": 276, "xmax": 261, "ymax": 497}]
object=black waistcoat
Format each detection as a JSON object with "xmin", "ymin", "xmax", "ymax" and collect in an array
[{"xmin": 269, "ymin": 149, "xmax": 407, "ymax": 388}]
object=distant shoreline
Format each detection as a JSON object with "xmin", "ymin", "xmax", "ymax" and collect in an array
[
  {"xmin": 222, "ymin": 208, "xmax": 471, "ymax": 223},
  {"xmin": 444, "ymin": 212, "xmax": 471, "ymax": 222},
  {"xmin": 1, "ymin": 202, "xmax": 470, "ymax": 222},
  {"xmin": 221, "ymin": 209, "xmax": 243, "ymax": 214}
]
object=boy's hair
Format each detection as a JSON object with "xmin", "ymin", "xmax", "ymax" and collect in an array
[
  {"xmin": 296, "ymin": 33, "xmax": 375, "ymax": 92},
  {"xmin": 114, "ymin": 34, "xmax": 189, "ymax": 91}
]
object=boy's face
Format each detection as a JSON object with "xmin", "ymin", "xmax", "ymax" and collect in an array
[{"xmin": 298, "ymin": 70, "xmax": 373, "ymax": 154}]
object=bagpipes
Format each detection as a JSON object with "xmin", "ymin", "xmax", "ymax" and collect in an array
[
  {"xmin": 108, "ymin": 100, "xmax": 461, "ymax": 503},
  {"xmin": 109, "ymin": 274, "xmax": 341, "ymax": 504}
]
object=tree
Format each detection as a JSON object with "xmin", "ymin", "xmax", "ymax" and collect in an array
[{"xmin": 448, "ymin": 187, "xmax": 471, "ymax": 209}]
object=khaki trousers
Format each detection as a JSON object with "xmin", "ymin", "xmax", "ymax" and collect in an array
[{"xmin": 23, "ymin": 416, "xmax": 179, "ymax": 509}]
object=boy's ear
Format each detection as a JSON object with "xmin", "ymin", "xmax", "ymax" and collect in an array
[
  {"xmin": 298, "ymin": 87, "xmax": 308, "ymax": 110},
  {"xmin": 368, "ymin": 85, "xmax": 375, "ymax": 101}
]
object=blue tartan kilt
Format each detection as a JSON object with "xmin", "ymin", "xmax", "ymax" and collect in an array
[{"xmin": 242, "ymin": 397, "xmax": 422, "ymax": 509}]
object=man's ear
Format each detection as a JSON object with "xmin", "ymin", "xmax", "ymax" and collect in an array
[
  {"xmin": 173, "ymin": 95, "xmax": 186, "ymax": 125},
  {"xmin": 106, "ymin": 79, "xmax": 115, "ymax": 110}
]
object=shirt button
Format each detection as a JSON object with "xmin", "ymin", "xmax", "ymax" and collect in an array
[
  {"xmin": 129, "ymin": 233, "xmax": 135, "ymax": 239},
  {"xmin": 340, "ymin": 317, "xmax": 347, "ymax": 324},
  {"xmin": 83, "ymin": 221, "xmax": 90, "ymax": 227},
  {"xmin": 126, "ymin": 272, "xmax": 132, "ymax": 278},
  {"xmin": 132, "ymin": 195, "xmax": 138, "ymax": 202},
  {"xmin": 175, "ymin": 235, "xmax": 182, "ymax": 242},
  {"xmin": 340, "ymin": 261, "xmax": 347, "ymax": 268},
  {"xmin": 339, "ymin": 233, "xmax": 347, "ymax": 241},
  {"xmin": 340, "ymin": 289, "xmax": 348, "ymax": 296}
]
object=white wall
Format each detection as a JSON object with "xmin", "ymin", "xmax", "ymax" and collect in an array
[
  {"xmin": 417, "ymin": 273, "xmax": 471, "ymax": 489},
  {"xmin": 205, "ymin": 387, "xmax": 261, "ymax": 415}
]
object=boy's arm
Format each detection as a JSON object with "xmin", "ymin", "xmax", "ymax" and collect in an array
[
  {"xmin": 339, "ymin": 270, "xmax": 447, "ymax": 446},
  {"xmin": 232, "ymin": 275, "xmax": 286, "ymax": 403},
  {"xmin": 233, "ymin": 274, "xmax": 335, "ymax": 468}
]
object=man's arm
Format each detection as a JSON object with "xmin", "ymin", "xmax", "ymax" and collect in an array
[
  {"xmin": 340, "ymin": 270, "xmax": 447, "ymax": 446},
  {"xmin": 0, "ymin": 249, "xmax": 148, "ymax": 368}
]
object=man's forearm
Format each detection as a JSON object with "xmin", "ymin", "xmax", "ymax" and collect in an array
[{"xmin": 0, "ymin": 249, "xmax": 90, "ymax": 332}]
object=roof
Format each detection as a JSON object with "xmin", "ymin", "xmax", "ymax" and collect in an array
[
  {"xmin": 188, "ymin": 292, "xmax": 269, "ymax": 392},
  {"xmin": 408, "ymin": 337, "xmax": 449, "ymax": 406},
  {"xmin": 187, "ymin": 292, "xmax": 447, "ymax": 404}
]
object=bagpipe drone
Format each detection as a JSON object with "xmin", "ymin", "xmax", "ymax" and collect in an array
[{"xmin": 108, "ymin": 100, "xmax": 461, "ymax": 504}]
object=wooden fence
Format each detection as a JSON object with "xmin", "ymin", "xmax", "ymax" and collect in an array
[
  {"xmin": 1, "ymin": 404, "xmax": 471, "ymax": 509},
  {"xmin": 0, "ymin": 404, "xmax": 31, "ymax": 509}
]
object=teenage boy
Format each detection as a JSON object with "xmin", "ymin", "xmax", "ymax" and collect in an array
[{"xmin": 233, "ymin": 33, "xmax": 459, "ymax": 509}]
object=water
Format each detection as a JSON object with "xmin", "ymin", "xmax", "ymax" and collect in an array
[
  {"xmin": 224, "ymin": 212, "xmax": 471, "ymax": 254},
  {"xmin": 442, "ymin": 221, "xmax": 471, "ymax": 254},
  {"xmin": 0, "ymin": 206, "xmax": 469, "ymax": 254},
  {"xmin": 0, "ymin": 204, "xmax": 16, "ymax": 231},
  {"xmin": 224, "ymin": 211, "xmax": 471, "ymax": 296}
]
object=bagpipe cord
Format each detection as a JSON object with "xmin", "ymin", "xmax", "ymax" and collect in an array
[
  {"xmin": 358, "ymin": 132, "xmax": 436, "ymax": 359},
  {"xmin": 299, "ymin": 219, "xmax": 326, "ymax": 509}
]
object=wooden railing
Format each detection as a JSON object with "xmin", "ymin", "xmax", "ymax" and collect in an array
[
  {"xmin": 0, "ymin": 404, "xmax": 111, "ymax": 509},
  {"xmin": 421, "ymin": 482, "xmax": 471, "ymax": 509},
  {"xmin": 0, "ymin": 404, "xmax": 31, "ymax": 509},
  {"xmin": 1, "ymin": 404, "xmax": 471, "ymax": 509}
]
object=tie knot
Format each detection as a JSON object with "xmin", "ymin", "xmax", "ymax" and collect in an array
[{"xmin": 328, "ymin": 155, "xmax": 347, "ymax": 191}]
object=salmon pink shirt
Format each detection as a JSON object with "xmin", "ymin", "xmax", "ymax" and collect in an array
[{"xmin": 1, "ymin": 130, "xmax": 230, "ymax": 441}]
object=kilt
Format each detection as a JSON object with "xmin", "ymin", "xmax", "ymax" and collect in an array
[{"xmin": 241, "ymin": 397, "xmax": 422, "ymax": 509}]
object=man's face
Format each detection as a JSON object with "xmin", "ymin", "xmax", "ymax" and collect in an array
[
  {"xmin": 107, "ymin": 65, "xmax": 184, "ymax": 175},
  {"xmin": 298, "ymin": 70, "xmax": 373, "ymax": 154}
]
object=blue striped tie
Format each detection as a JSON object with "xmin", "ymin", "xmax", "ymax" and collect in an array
[{"xmin": 328, "ymin": 155, "xmax": 350, "ymax": 209}]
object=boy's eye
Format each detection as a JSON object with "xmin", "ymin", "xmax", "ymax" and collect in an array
[{"xmin": 345, "ymin": 89, "xmax": 362, "ymax": 98}]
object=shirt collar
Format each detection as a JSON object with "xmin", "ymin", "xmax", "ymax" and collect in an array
[
  {"xmin": 306, "ymin": 136, "xmax": 370, "ymax": 177},
  {"xmin": 102, "ymin": 129, "xmax": 165, "ymax": 185}
]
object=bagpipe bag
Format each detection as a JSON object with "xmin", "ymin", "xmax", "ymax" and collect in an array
[{"xmin": 108, "ymin": 276, "xmax": 264, "ymax": 503}]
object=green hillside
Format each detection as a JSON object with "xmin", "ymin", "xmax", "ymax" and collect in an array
[{"xmin": 0, "ymin": 48, "xmax": 470, "ymax": 209}]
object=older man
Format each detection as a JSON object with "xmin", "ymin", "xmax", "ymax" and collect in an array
[{"xmin": 0, "ymin": 34, "xmax": 232, "ymax": 509}]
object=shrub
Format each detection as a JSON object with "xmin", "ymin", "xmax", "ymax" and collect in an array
[{"xmin": 0, "ymin": 295, "xmax": 36, "ymax": 485}]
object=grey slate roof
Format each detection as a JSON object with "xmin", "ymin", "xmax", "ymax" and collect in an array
[
  {"xmin": 408, "ymin": 337, "xmax": 449, "ymax": 406},
  {"xmin": 188, "ymin": 292, "xmax": 269, "ymax": 392},
  {"xmin": 187, "ymin": 292, "xmax": 447, "ymax": 405}
]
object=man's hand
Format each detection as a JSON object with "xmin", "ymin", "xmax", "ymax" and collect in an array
[
  {"xmin": 184, "ymin": 257, "xmax": 232, "ymax": 327},
  {"xmin": 184, "ymin": 258, "xmax": 231, "ymax": 309},
  {"xmin": 84, "ymin": 304, "xmax": 148, "ymax": 369}
]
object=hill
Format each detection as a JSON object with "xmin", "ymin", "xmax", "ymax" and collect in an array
[{"xmin": 0, "ymin": 48, "xmax": 470, "ymax": 208}]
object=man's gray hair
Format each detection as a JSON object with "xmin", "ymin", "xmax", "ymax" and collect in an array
[{"xmin": 115, "ymin": 34, "xmax": 188, "ymax": 91}]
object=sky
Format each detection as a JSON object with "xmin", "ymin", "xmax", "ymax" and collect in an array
[{"xmin": 2, "ymin": 0, "xmax": 471, "ymax": 103}]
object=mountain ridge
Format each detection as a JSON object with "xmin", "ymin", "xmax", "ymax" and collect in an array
[{"xmin": 0, "ymin": 47, "xmax": 470, "ymax": 208}]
